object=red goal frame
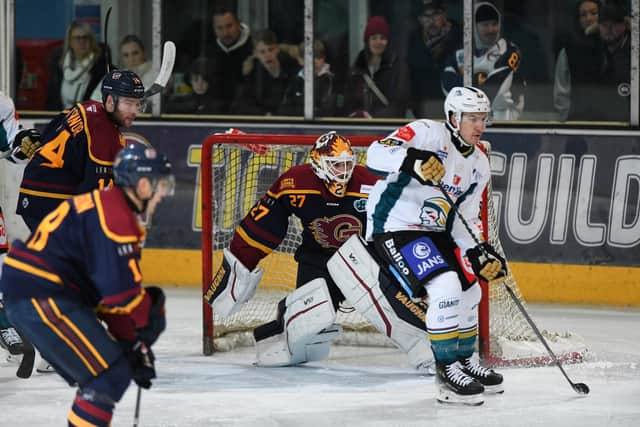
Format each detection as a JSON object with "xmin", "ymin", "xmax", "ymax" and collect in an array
[{"xmin": 200, "ymin": 132, "xmax": 495, "ymax": 361}]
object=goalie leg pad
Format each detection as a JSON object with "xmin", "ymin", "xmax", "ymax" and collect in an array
[
  {"xmin": 327, "ymin": 235, "xmax": 432, "ymax": 370},
  {"xmin": 255, "ymin": 279, "xmax": 340, "ymax": 366},
  {"xmin": 204, "ymin": 249, "xmax": 263, "ymax": 318}
]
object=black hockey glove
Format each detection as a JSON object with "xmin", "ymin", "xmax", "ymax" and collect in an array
[
  {"xmin": 12, "ymin": 128, "xmax": 41, "ymax": 160},
  {"xmin": 138, "ymin": 286, "xmax": 166, "ymax": 346},
  {"xmin": 123, "ymin": 340, "xmax": 156, "ymax": 389},
  {"xmin": 466, "ymin": 243, "xmax": 507, "ymax": 282},
  {"xmin": 400, "ymin": 147, "xmax": 445, "ymax": 185}
]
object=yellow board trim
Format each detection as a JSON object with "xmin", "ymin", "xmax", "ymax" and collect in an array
[{"xmin": 139, "ymin": 249, "xmax": 640, "ymax": 306}]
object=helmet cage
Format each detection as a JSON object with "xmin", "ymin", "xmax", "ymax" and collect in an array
[{"xmin": 310, "ymin": 132, "xmax": 356, "ymax": 197}]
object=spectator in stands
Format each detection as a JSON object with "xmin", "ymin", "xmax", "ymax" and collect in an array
[
  {"xmin": 231, "ymin": 30, "xmax": 300, "ymax": 116},
  {"xmin": 553, "ymin": 0, "xmax": 602, "ymax": 121},
  {"xmin": 441, "ymin": 2, "xmax": 525, "ymax": 120},
  {"xmin": 593, "ymin": 3, "xmax": 631, "ymax": 121},
  {"xmin": 343, "ymin": 16, "xmax": 409, "ymax": 118},
  {"xmin": 206, "ymin": 6, "xmax": 253, "ymax": 114},
  {"xmin": 45, "ymin": 21, "xmax": 109, "ymax": 111},
  {"xmin": 91, "ymin": 35, "xmax": 155, "ymax": 107},
  {"xmin": 407, "ymin": 0, "xmax": 462, "ymax": 118},
  {"xmin": 279, "ymin": 40, "xmax": 336, "ymax": 117},
  {"xmin": 166, "ymin": 57, "xmax": 218, "ymax": 114}
]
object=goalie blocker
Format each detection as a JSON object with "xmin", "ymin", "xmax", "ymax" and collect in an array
[
  {"xmin": 204, "ymin": 249, "xmax": 263, "ymax": 318},
  {"xmin": 327, "ymin": 234, "xmax": 433, "ymax": 371}
]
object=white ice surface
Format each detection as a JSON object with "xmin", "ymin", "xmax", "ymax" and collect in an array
[{"xmin": 1, "ymin": 287, "xmax": 639, "ymax": 426}]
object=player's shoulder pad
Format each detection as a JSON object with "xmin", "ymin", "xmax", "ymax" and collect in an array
[
  {"xmin": 268, "ymin": 164, "xmax": 323, "ymax": 198},
  {"xmin": 92, "ymin": 188, "xmax": 145, "ymax": 243},
  {"xmin": 80, "ymin": 100, "xmax": 126, "ymax": 164}
]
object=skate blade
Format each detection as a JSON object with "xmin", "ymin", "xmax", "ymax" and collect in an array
[
  {"xmin": 437, "ymin": 388, "xmax": 484, "ymax": 406},
  {"xmin": 483, "ymin": 384, "xmax": 504, "ymax": 394}
]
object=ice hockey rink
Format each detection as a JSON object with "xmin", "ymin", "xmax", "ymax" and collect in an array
[{"xmin": 1, "ymin": 287, "xmax": 639, "ymax": 427}]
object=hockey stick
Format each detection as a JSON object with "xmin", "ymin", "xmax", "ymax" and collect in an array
[
  {"xmin": 15, "ymin": 337, "xmax": 35, "ymax": 378},
  {"xmin": 144, "ymin": 41, "xmax": 176, "ymax": 97},
  {"xmin": 436, "ymin": 182, "xmax": 590, "ymax": 395},
  {"xmin": 104, "ymin": 6, "xmax": 113, "ymax": 73},
  {"xmin": 133, "ymin": 386, "xmax": 141, "ymax": 426}
]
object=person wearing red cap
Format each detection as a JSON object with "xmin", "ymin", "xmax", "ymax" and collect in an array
[{"xmin": 343, "ymin": 16, "xmax": 409, "ymax": 118}]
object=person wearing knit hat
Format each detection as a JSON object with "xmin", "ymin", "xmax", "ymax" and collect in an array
[
  {"xmin": 344, "ymin": 15, "xmax": 409, "ymax": 118},
  {"xmin": 441, "ymin": 2, "xmax": 525, "ymax": 120},
  {"xmin": 474, "ymin": 2, "xmax": 501, "ymax": 49},
  {"xmin": 363, "ymin": 16, "xmax": 391, "ymax": 42}
]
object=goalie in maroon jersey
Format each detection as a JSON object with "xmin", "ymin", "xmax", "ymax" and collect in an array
[
  {"xmin": 205, "ymin": 132, "xmax": 434, "ymax": 370},
  {"xmin": 0, "ymin": 143, "xmax": 174, "ymax": 426}
]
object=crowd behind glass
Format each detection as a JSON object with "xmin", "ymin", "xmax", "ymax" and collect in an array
[{"xmin": 12, "ymin": 0, "xmax": 636, "ymax": 124}]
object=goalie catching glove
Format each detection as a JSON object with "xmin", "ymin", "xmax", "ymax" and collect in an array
[
  {"xmin": 466, "ymin": 243, "xmax": 507, "ymax": 282},
  {"xmin": 400, "ymin": 147, "xmax": 445, "ymax": 185}
]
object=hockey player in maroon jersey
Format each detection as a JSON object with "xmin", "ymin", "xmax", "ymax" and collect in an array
[
  {"xmin": 17, "ymin": 69, "xmax": 146, "ymax": 231},
  {"xmin": 0, "ymin": 143, "xmax": 174, "ymax": 426},
  {"xmin": 205, "ymin": 132, "xmax": 435, "ymax": 371}
]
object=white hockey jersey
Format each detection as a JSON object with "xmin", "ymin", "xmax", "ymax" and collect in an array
[
  {"xmin": 365, "ymin": 119, "xmax": 491, "ymax": 254},
  {"xmin": 0, "ymin": 91, "xmax": 20, "ymax": 159}
]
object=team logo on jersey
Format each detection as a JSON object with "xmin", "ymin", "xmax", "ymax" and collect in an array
[
  {"xmin": 279, "ymin": 178, "xmax": 295, "ymax": 190},
  {"xmin": 400, "ymin": 237, "xmax": 448, "ymax": 280},
  {"xmin": 453, "ymin": 175, "xmax": 461, "ymax": 185},
  {"xmin": 309, "ymin": 214, "xmax": 362, "ymax": 249},
  {"xmin": 379, "ymin": 137, "xmax": 403, "ymax": 147},
  {"xmin": 393, "ymin": 125, "xmax": 415, "ymax": 142},
  {"xmin": 353, "ymin": 198, "xmax": 367, "ymax": 212},
  {"xmin": 411, "ymin": 241, "xmax": 432, "ymax": 259},
  {"xmin": 419, "ymin": 197, "xmax": 450, "ymax": 228}
]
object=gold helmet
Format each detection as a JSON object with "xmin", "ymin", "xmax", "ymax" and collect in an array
[{"xmin": 310, "ymin": 131, "xmax": 356, "ymax": 197}]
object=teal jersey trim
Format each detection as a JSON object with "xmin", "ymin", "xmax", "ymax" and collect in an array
[{"xmin": 372, "ymin": 173, "xmax": 412, "ymax": 234}]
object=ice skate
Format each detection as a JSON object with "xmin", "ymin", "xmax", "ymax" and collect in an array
[{"xmin": 436, "ymin": 361, "xmax": 484, "ymax": 406}]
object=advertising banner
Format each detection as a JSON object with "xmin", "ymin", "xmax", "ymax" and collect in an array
[{"xmin": 125, "ymin": 124, "xmax": 639, "ymax": 268}]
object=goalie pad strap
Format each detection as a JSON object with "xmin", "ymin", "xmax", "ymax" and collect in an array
[
  {"xmin": 203, "ymin": 248, "xmax": 263, "ymax": 318},
  {"xmin": 327, "ymin": 235, "xmax": 432, "ymax": 368}
]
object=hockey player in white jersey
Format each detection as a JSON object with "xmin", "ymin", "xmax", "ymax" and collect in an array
[
  {"xmin": 364, "ymin": 86, "xmax": 505, "ymax": 405},
  {"xmin": 0, "ymin": 91, "xmax": 40, "ymax": 369}
]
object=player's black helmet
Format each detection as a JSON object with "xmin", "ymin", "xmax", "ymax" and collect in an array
[
  {"xmin": 113, "ymin": 143, "xmax": 174, "ymax": 195},
  {"xmin": 101, "ymin": 69, "xmax": 145, "ymax": 102}
]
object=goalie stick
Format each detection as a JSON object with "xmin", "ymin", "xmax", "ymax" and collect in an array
[{"xmin": 436, "ymin": 181, "xmax": 590, "ymax": 395}]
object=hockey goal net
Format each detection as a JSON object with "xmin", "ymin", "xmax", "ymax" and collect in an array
[{"xmin": 200, "ymin": 132, "xmax": 587, "ymax": 366}]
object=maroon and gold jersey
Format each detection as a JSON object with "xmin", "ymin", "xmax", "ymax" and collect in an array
[
  {"xmin": 230, "ymin": 164, "xmax": 379, "ymax": 270},
  {"xmin": 1, "ymin": 187, "xmax": 151, "ymax": 342},
  {"xmin": 17, "ymin": 101, "xmax": 126, "ymax": 224}
]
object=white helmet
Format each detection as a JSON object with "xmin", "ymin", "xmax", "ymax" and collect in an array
[{"xmin": 444, "ymin": 86, "xmax": 491, "ymax": 135}]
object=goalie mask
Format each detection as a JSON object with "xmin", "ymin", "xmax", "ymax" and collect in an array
[
  {"xmin": 444, "ymin": 86, "xmax": 491, "ymax": 144},
  {"xmin": 310, "ymin": 132, "xmax": 356, "ymax": 198}
]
